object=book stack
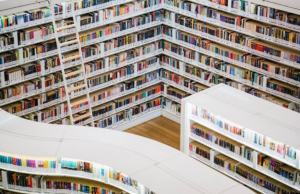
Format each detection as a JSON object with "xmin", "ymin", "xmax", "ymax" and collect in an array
[
  {"xmin": 0, "ymin": 33, "xmax": 14, "ymax": 51},
  {"xmin": 109, "ymin": 168, "xmax": 138, "ymax": 192},
  {"xmin": 7, "ymin": 171, "xmax": 42, "ymax": 192},
  {"xmin": 42, "ymin": 176, "xmax": 124, "ymax": 194},
  {"xmin": 189, "ymin": 141, "xmax": 211, "ymax": 164}
]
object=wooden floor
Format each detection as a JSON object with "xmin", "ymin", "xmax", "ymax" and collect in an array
[{"xmin": 125, "ymin": 116, "xmax": 180, "ymax": 150}]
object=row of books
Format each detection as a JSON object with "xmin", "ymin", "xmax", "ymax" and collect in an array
[
  {"xmin": 231, "ymin": 0, "xmax": 300, "ymax": 28},
  {"xmin": 40, "ymin": 56, "xmax": 61, "ymax": 72},
  {"xmin": 167, "ymin": 37, "xmax": 300, "ymax": 101},
  {"xmin": 42, "ymin": 177, "xmax": 123, "ymax": 194},
  {"xmin": 79, "ymin": 11, "xmax": 161, "ymax": 45},
  {"xmin": 0, "ymin": 34, "xmax": 14, "ymax": 51},
  {"xmin": 20, "ymin": 77, "xmax": 163, "ymax": 123},
  {"xmin": 89, "ymin": 73, "xmax": 159, "ymax": 106},
  {"xmin": 94, "ymin": 97, "xmax": 162, "ymax": 128},
  {"xmin": 161, "ymin": 69, "xmax": 208, "ymax": 93},
  {"xmin": 7, "ymin": 171, "xmax": 42, "ymax": 190},
  {"xmin": 92, "ymin": 84, "xmax": 162, "ymax": 119},
  {"xmin": 67, "ymin": 81, "xmax": 87, "ymax": 99},
  {"xmin": 109, "ymin": 169, "xmax": 138, "ymax": 189},
  {"xmin": 21, "ymin": 40, "xmax": 57, "ymax": 62},
  {"xmin": 257, "ymin": 153, "xmax": 296, "ymax": 183},
  {"xmin": 190, "ymin": 123, "xmax": 253, "ymax": 163},
  {"xmin": 87, "ymin": 66, "xmax": 135, "ymax": 88},
  {"xmin": 73, "ymin": 110, "xmax": 92, "ymax": 125},
  {"xmin": 166, "ymin": 86, "xmax": 189, "ymax": 100},
  {"xmin": 77, "ymin": 0, "xmax": 161, "ymax": 31},
  {"xmin": 162, "ymin": 47, "xmax": 299, "ymax": 111},
  {"xmin": 191, "ymin": 105, "xmax": 297, "ymax": 161},
  {"xmin": 2, "ymin": 88, "xmax": 65, "ymax": 115},
  {"xmin": 0, "ymin": 8, "xmax": 52, "ymax": 30},
  {"xmin": 17, "ymin": 93, "xmax": 179, "ymax": 125},
  {"xmin": 87, "ymin": 65, "xmax": 158, "ymax": 89},
  {"xmin": 101, "ymin": 27, "xmax": 161, "ymax": 52},
  {"xmin": 0, "ymin": 155, "xmax": 56, "ymax": 170},
  {"xmin": 61, "ymin": 50, "xmax": 81, "ymax": 66},
  {"xmin": 0, "ymin": 26, "xmax": 296, "ymax": 90},
  {"xmin": 267, "ymin": 79, "xmax": 300, "ymax": 100},
  {"xmin": 0, "ymin": 72, "xmax": 63, "ymax": 104},
  {"xmin": 189, "ymin": 140, "xmax": 300, "ymax": 192},
  {"xmin": 176, "ymin": 13, "xmax": 300, "ymax": 51},
  {"xmin": 235, "ymin": 163, "xmax": 299, "ymax": 194},
  {"xmin": 1, "ymin": 64, "xmax": 42, "ymax": 85},
  {"xmin": 103, "ymin": 0, "xmax": 161, "ymax": 20},
  {"xmin": 84, "ymin": 48, "xmax": 158, "ymax": 77},
  {"xmin": 64, "ymin": 66, "xmax": 83, "ymax": 83},
  {"xmin": 168, "ymin": 1, "xmax": 299, "ymax": 56},
  {"xmin": 80, "ymin": 33, "xmax": 162, "ymax": 65},
  {"xmin": 162, "ymin": 97, "xmax": 181, "ymax": 116},
  {"xmin": 163, "ymin": 33, "xmax": 300, "ymax": 97},
  {"xmin": 70, "ymin": 96, "xmax": 89, "ymax": 113},
  {"xmin": 189, "ymin": 141, "xmax": 211, "ymax": 162},
  {"xmin": 61, "ymin": 160, "xmax": 94, "ymax": 173},
  {"xmin": 5, "ymin": 171, "xmax": 125, "ymax": 194},
  {"xmin": 171, "ymin": 26, "xmax": 300, "ymax": 66},
  {"xmin": 17, "ymin": 24, "xmax": 55, "ymax": 45},
  {"xmin": 0, "ymin": 155, "xmax": 141, "ymax": 190},
  {"xmin": 0, "ymin": 51, "xmax": 19, "ymax": 66},
  {"xmin": 241, "ymin": 86, "xmax": 299, "ymax": 112},
  {"xmin": 173, "ymin": 0, "xmax": 300, "ymax": 30}
]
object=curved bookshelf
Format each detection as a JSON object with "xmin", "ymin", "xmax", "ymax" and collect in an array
[
  {"xmin": 0, "ymin": 109, "xmax": 255, "ymax": 194},
  {"xmin": 181, "ymin": 84, "xmax": 300, "ymax": 194}
]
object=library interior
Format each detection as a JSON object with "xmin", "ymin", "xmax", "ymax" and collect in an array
[{"xmin": 0, "ymin": 0, "xmax": 300, "ymax": 193}]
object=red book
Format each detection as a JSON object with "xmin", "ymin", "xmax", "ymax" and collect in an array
[
  {"xmin": 189, "ymin": 143, "xmax": 193, "ymax": 151},
  {"xmin": 28, "ymin": 177, "xmax": 32, "ymax": 188}
]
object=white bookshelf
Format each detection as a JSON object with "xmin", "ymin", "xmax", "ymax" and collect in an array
[
  {"xmin": 181, "ymin": 84, "xmax": 300, "ymax": 193},
  {"xmin": 0, "ymin": 109, "xmax": 255, "ymax": 194}
]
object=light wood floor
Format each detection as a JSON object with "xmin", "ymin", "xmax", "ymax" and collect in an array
[{"xmin": 125, "ymin": 116, "xmax": 180, "ymax": 150}]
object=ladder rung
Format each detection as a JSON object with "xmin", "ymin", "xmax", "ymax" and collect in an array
[
  {"xmin": 68, "ymin": 84, "xmax": 86, "ymax": 92},
  {"xmin": 65, "ymin": 69, "xmax": 84, "ymax": 77},
  {"xmin": 60, "ymin": 40, "xmax": 79, "ymax": 47},
  {"xmin": 56, "ymin": 24, "xmax": 76, "ymax": 32},
  {"xmin": 73, "ymin": 113, "xmax": 91, "ymax": 121},
  {"xmin": 71, "ymin": 98, "xmax": 88, "ymax": 106},
  {"xmin": 62, "ymin": 55, "xmax": 81, "ymax": 62}
]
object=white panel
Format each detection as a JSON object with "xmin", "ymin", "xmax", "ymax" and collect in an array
[
  {"xmin": 206, "ymin": 85, "xmax": 275, "ymax": 113},
  {"xmin": 0, "ymin": 130, "xmax": 60, "ymax": 157},
  {"xmin": 62, "ymin": 125, "xmax": 180, "ymax": 164},
  {"xmin": 259, "ymin": 106, "xmax": 300, "ymax": 132},
  {"xmin": 0, "ymin": 110, "xmax": 67, "ymax": 139},
  {"xmin": 157, "ymin": 154, "xmax": 241, "ymax": 194},
  {"xmin": 131, "ymin": 165, "xmax": 206, "ymax": 194}
]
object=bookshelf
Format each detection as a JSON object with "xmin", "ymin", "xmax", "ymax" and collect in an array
[
  {"xmin": 0, "ymin": 0, "xmax": 300, "ymax": 129},
  {"xmin": 0, "ymin": 109, "xmax": 255, "ymax": 194},
  {"xmin": 181, "ymin": 84, "xmax": 300, "ymax": 194}
]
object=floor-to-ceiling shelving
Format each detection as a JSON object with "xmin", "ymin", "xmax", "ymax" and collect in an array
[{"xmin": 0, "ymin": 0, "xmax": 300, "ymax": 130}]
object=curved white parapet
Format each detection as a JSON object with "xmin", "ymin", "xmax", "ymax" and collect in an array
[{"xmin": 0, "ymin": 109, "xmax": 255, "ymax": 194}]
